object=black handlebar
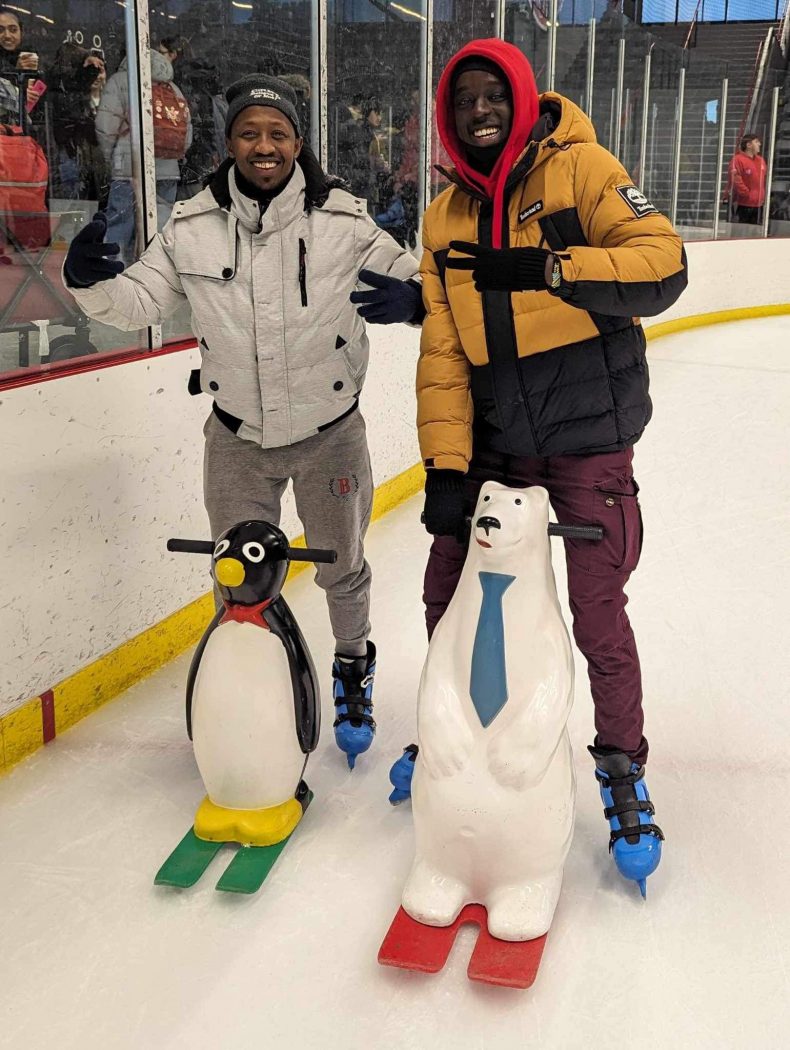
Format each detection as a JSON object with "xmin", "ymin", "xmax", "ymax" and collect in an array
[
  {"xmin": 166, "ymin": 538, "xmax": 337, "ymax": 563},
  {"xmin": 548, "ymin": 523, "xmax": 604, "ymax": 541},
  {"xmin": 418, "ymin": 514, "xmax": 604, "ymax": 541},
  {"xmin": 167, "ymin": 539, "xmax": 214, "ymax": 554},
  {"xmin": 288, "ymin": 548, "xmax": 337, "ymax": 564}
]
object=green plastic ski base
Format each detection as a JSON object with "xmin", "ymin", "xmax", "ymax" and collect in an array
[
  {"xmin": 155, "ymin": 790, "xmax": 313, "ymax": 894},
  {"xmin": 155, "ymin": 829, "xmax": 223, "ymax": 888}
]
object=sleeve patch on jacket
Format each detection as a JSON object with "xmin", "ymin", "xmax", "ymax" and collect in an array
[{"xmin": 616, "ymin": 185, "xmax": 658, "ymax": 218}]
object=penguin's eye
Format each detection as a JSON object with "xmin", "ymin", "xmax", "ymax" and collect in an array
[
  {"xmin": 483, "ymin": 495, "xmax": 490, "ymax": 502},
  {"xmin": 515, "ymin": 498, "xmax": 522, "ymax": 505},
  {"xmin": 242, "ymin": 542, "xmax": 266, "ymax": 563},
  {"xmin": 214, "ymin": 539, "xmax": 230, "ymax": 558}
]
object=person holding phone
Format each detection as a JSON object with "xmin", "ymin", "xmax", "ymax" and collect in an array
[
  {"xmin": 0, "ymin": 6, "xmax": 37, "ymax": 73},
  {"xmin": 0, "ymin": 6, "xmax": 45, "ymax": 116},
  {"xmin": 50, "ymin": 41, "xmax": 108, "ymax": 202}
]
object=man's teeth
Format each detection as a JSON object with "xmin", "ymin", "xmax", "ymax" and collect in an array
[
  {"xmin": 252, "ymin": 160, "xmax": 278, "ymax": 169},
  {"xmin": 473, "ymin": 127, "xmax": 499, "ymax": 139}
]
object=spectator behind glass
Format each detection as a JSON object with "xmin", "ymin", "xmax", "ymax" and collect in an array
[
  {"xmin": 375, "ymin": 88, "xmax": 419, "ymax": 248},
  {"xmin": 0, "ymin": 5, "xmax": 44, "ymax": 117},
  {"xmin": 0, "ymin": 67, "xmax": 17, "ymax": 121},
  {"xmin": 338, "ymin": 96, "xmax": 389, "ymax": 214},
  {"xmin": 277, "ymin": 73, "xmax": 311, "ymax": 140},
  {"xmin": 0, "ymin": 6, "xmax": 37, "ymax": 73},
  {"xmin": 50, "ymin": 42, "xmax": 109, "ymax": 204},
  {"xmin": 158, "ymin": 36, "xmax": 182, "ymax": 67},
  {"xmin": 336, "ymin": 94, "xmax": 370, "ymax": 196},
  {"xmin": 727, "ymin": 133, "xmax": 766, "ymax": 226},
  {"xmin": 366, "ymin": 100, "xmax": 390, "ymax": 213},
  {"xmin": 160, "ymin": 37, "xmax": 228, "ymax": 199},
  {"xmin": 96, "ymin": 49, "xmax": 192, "ymax": 263}
]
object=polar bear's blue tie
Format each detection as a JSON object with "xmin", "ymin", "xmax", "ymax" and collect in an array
[{"xmin": 469, "ymin": 571, "xmax": 515, "ymax": 727}]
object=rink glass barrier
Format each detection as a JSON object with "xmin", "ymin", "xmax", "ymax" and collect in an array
[{"xmin": 1, "ymin": 0, "xmax": 789, "ymax": 385}]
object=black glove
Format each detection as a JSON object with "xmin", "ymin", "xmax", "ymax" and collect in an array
[
  {"xmin": 446, "ymin": 241, "xmax": 552, "ymax": 293},
  {"xmin": 422, "ymin": 469, "xmax": 466, "ymax": 537},
  {"xmin": 64, "ymin": 212, "xmax": 125, "ymax": 289},
  {"xmin": 350, "ymin": 269, "xmax": 424, "ymax": 324}
]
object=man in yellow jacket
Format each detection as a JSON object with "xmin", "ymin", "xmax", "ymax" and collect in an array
[{"xmin": 415, "ymin": 39, "xmax": 687, "ymax": 894}]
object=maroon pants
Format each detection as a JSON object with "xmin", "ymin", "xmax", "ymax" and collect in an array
[{"xmin": 423, "ymin": 447, "xmax": 649, "ymax": 765}]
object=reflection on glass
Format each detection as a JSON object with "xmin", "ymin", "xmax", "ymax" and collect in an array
[
  {"xmin": 328, "ymin": 0, "xmax": 424, "ymax": 249},
  {"xmin": 1, "ymin": 0, "xmax": 789, "ymax": 385},
  {"xmin": 0, "ymin": 0, "xmax": 147, "ymax": 376},
  {"xmin": 431, "ymin": 1, "xmax": 497, "ymax": 200},
  {"xmin": 148, "ymin": 1, "xmax": 314, "ymax": 343},
  {"xmin": 725, "ymin": 0, "xmax": 780, "ymax": 22},
  {"xmin": 554, "ymin": 17, "xmax": 594, "ymax": 113},
  {"xmin": 505, "ymin": 1, "xmax": 550, "ymax": 94},
  {"xmin": 671, "ymin": 50, "xmax": 726, "ymax": 240}
]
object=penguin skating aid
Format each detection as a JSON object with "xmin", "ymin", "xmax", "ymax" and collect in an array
[{"xmin": 155, "ymin": 522, "xmax": 336, "ymax": 894}]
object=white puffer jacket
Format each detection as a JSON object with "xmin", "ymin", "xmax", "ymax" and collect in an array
[{"xmin": 67, "ymin": 160, "xmax": 420, "ymax": 448}]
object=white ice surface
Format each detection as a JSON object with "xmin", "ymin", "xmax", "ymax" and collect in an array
[{"xmin": 1, "ymin": 317, "xmax": 789, "ymax": 1050}]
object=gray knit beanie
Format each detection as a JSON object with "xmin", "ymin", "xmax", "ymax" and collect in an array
[{"xmin": 225, "ymin": 74, "xmax": 302, "ymax": 138}]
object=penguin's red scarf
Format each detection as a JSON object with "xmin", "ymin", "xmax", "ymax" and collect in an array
[{"xmin": 220, "ymin": 598, "xmax": 273, "ymax": 629}]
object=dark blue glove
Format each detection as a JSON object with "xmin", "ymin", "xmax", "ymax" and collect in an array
[
  {"xmin": 64, "ymin": 212, "xmax": 125, "ymax": 289},
  {"xmin": 350, "ymin": 269, "xmax": 424, "ymax": 325}
]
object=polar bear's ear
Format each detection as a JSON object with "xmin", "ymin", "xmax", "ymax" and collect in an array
[{"xmin": 527, "ymin": 485, "xmax": 551, "ymax": 512}]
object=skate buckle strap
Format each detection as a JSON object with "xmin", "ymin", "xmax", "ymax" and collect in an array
[
  {"xmin": 333, "ymin": 710, "xmax": 376, "ymax": 729},
  {"xmin": 608, "ymin": 823, "xmax": 665, "ymax": 850},
  {"xmin": 595, "ymin": 764, "xmax": 646, "ymax": 788},
  {"xmin": 603, "ymin": 799, "xmax": 656, "ymax": 820}
]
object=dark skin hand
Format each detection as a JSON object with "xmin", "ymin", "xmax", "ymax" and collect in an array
[
  {"xmin": 226, "ymin": 106, "xmax": 303, "ymax": 193},
  {"xmin": 453, "ymin": 69, "xmax": 513, "ymax": 150}
]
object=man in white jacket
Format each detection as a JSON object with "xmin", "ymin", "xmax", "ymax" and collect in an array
[{"xmin": 63, "ymin": 74, "xmax": 423, "ymax": 769}]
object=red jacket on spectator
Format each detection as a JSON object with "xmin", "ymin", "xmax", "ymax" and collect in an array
[{"xmin": 728, "ymin": 150, "xmax": 767, "ymax": 208}]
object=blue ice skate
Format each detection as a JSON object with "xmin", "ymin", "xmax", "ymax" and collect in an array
[
  {"xmin": 589, "ymin": 746, "xmax": 664, "ymax": 898},
  {"xmin": 388, "ymin": 744, "xmax": 418, "ymax": 805},
  {"xmin": 332, "ymin": 642, "xmax": 377, "ymax": 770}
]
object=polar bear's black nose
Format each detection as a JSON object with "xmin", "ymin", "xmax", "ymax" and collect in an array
[{"xmin": 476, "ymin": 515, "xmax": 501, "ymax": 536}]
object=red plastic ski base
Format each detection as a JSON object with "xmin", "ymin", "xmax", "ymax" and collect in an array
[{"xmin": 378, "ymin": 904, "xmax": 547, "ymax": 989}]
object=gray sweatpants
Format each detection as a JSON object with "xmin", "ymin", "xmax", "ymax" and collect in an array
[{"xmin": 203, "ymin": 409, "xmax": 373, "ymax": 656}]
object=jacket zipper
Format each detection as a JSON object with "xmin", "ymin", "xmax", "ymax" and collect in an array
[{"xmin": 298, "ymin": 238, "xmax": 308, "ymax": 307}]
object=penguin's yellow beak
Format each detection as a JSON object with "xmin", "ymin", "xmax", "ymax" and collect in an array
[{"xmin": 215, "ymin": 557, "xmax": 245, "ymax": 588}]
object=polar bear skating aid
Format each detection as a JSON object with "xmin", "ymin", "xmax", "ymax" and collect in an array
[
  {"xmin": 403, "ymin": 481, "xmax": 576, "ymax": 941},
  {"xmin": 378, "ymin": 481, "xmax": 588, "ymax": 987}
]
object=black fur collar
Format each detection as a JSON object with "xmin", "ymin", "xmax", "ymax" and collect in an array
[{"xmin": 207, "ymin": 144, "xmax": 348, "ymax": 213}]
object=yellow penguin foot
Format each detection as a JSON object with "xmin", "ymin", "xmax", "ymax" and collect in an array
[{"xmin": 194, "ymin": 795, "xmax": 304, "ymax": 847}]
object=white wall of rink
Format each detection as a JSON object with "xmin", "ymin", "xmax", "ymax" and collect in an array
[
  {"xmin": 0, "ymin": 237, "xmax": 785, "ymax": 714},
  {"xmin": 647, "ymin": 237, "xmax": 790, "ymax": 326}
]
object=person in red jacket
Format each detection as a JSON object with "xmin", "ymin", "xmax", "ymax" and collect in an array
[{"xmin": 728, "ymin": 134, "xmax": 767, "ymax": 224}]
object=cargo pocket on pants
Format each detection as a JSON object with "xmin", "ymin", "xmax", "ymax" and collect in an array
[{"xmin": 590, "ymin": 479, "xmax": 643, "ymax": 575}]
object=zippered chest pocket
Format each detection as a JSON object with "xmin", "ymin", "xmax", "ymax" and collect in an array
[{"xmin": 298, "ymin": 238, "xmax": 308, "ymax": 307}]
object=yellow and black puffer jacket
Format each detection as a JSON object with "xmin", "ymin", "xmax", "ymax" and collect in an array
[{"xmin": 417, "ymin": 93, "xmax": 688, "ymax": 472}]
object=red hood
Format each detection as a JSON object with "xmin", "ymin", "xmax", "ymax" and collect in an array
[{"xmin": 436, "ymin": 39, "xmax": 539, "ymax": 247}]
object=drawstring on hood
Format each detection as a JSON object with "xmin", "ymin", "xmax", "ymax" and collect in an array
[{"xmin": 436, "ymin": 38, "xmax": 539, "ymax": 248}]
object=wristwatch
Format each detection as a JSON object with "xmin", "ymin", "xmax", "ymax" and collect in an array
[{"xmin": 549, "ymin": 254, "xmax": 563, "ymax": 292}]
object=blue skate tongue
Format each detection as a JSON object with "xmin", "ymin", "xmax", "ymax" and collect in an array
[{"xmin": 469, "ymin": 571, "xmax": 515, "ymax": 727}]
